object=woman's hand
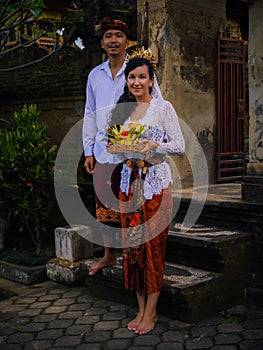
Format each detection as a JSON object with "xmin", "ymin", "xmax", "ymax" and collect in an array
[{"xmin": 139, "ymin": 139, "xmax": 159, "ymax": 154}]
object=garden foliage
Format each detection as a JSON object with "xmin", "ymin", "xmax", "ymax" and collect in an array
[{"xmin": 0, "ymin": 104, "xmax": 56, "ymax": 255}]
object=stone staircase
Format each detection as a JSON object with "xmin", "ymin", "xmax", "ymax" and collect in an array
[
  {"xmin": 47, "ymin": 183, "xmax": 258, "ymax": 322},
  {"xmin": 84, "ymin": 224, "xmax": 254, "ymax": 323}
]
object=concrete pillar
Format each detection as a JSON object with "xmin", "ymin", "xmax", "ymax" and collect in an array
[{"xmin": 242, "ymin": 0, "xmax": 263, "ymax": 202}]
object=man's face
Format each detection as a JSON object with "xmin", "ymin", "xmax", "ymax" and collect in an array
[{"xmin": 101, "ymin": 29, "xmax": 129, "ymax": 57}]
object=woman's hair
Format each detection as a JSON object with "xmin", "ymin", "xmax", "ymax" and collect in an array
[{"xmin": 109, "ymin": 57, "xmax": 154, "ymax": 126}]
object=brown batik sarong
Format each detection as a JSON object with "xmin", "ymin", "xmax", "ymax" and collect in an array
[
  {"xmin": 119, "ymin": 167, "xmax": 173, "ymax": 294},
  {"xmin": 93, "ymin": 162, "xmax": 122, "ymax": 223}
]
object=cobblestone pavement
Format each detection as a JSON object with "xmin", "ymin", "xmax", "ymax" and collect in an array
[{"xmin": 0, "ymin": 280, "xmax": 263, "ymax": 350}]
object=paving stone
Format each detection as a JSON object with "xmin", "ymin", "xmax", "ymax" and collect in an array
[
  {"xmin": 150, "ymin": 322, "xmax": 168, "ymax": 334},
  {"xmin": 18, "ymin": 309, "xmax": 42, "ymax": 317},
  {"xmin": 29, "ymin": 301, "xmax": 52, "ymax": 309},
  {"xmin": 0, "ymin": 335, "xmax": 8, "ymax": 343},
  {"xmin": 110, "ymin": 304, "xmax": 130, "ymax": 312},
  {"xmin": 83, "ymin": 307, "xmax": 108, "ymax": 316},
  {"xmin": 238, "ymin": 340, "xmax": 259, "ymax": 350},
  {"xmin": 156, "ymin": 343, "xmax": 184, "ymax": 350},
  {"xmin": 211, "ymin": 346, "xmax": 238, "ymax": 350},
  {"xmin": 2, "ymin": 304, "xmax": 27, "ymax": 312},
  {"xmin": 46, "ymin": 287, "xmax": 68, "ymax": 295},
  {"xmin": 54, "ymin": 335, "xmax": 83, "ymax": 347},
  {"xmin": 48, "ymin": 319, "xmax": 74, "ymax": 329},
  {"xmin": 76, "ymin": 344, "xmax": 102, "ymax": 350},
  {"xmin": 36, "ymin": 329, "xmax": 64, "ymax": 340},
  {"xmin": 53, "ymin": 298, "xmax": 76, "ymax": 306},
  {"xmin": 242, "ymin": 329, "xmax": 263, "ymax": 340},
  {"xmin": 66, "ymin": 324, "xmax": 92, "ymax": 335},
  {"xmin": 0, "ymin": 326, "xmax": 17, "ymax": 336},
  {"xmin": 217, "ymin": 323, "xmax": 244, "ymax": 333},
  {"xmin": 162, "ymin": 329, "xmax": 189, "ymax": 342},
  {"xmin": 75, "ymin": 315, "xmax": 101, "ymax": 325},
  {"xmin": 84, "ymin": 330, "xmax": 112, "ymax": 342},
  {"xmin": 21, "ymin": 323, "xmax": 47, "ymax": 332},
  {"xmin": 15, "ymin": 297, "xmax": 38, "ymax": 304},
  {"xmin": 68, "ymin": 303, "xmax": 90, "ymax": 311},
  {"xmin": 93, "ymin": 299, "xmax": 114, "ymax": 307},
  {"xmin": 43, "ymin": 306, "xmax": 67, "ymax": 314},
  {"xmin": 243, "ymin": 318, "xmax": 263, "ymax": 329},
  {"xmin": 185, "ymin": 337, "xmax": 214, "ymax": 349},
  {"xmin": 24, "ymin": 340, "xmax": 54, "ymax": 349},
  {"xmin": 33, "ymin": 314, "xmax": 58, "ymax": 323},
  {"xmin": 38, "ymin": 295, "xmax": 60, "ymax": 302},
  {"xmin": 93, "ymin": 320, "xmax": 120, "ymax": 331},
  {"xmin": 168, "ymin": 319, "xmax": 191, "ymax": 329},
  {"xmin": 62, "ymin": 291, "xmax": 84, "ymax": 298},
  {"xmin": 214, "ymin": 333, "xmax": 242, "ymax": 344},
  {"xmin": 129, "ymin": 346, "xmax": 158, "ymax": 350},
  {"xmin": 58, "ymin": 311, "xmax": 83, "ymax": 319},
  {"xmin": 102, "ymin": 311, "xmax": 127, "ymax": 321},
  {"xmin": 0, "ymin": 344, "xmax": 23, "ymax": 349},
  {"xmin": 6, "ymin": 332, "xmax": 35, "ymax": 344},
  {"xmin": 113, "ymin": 328, "xmax": 137, "ymax": 339},
  {"xmin": 104, "ymin": 339, "xmax": 132, "ymax": 349},
  {"xmin": 190, "ymin": 326, "xmax": 217, "ymax": 337},
  {"xmin": 198, "ymin": 317, "xmax": 220, "ymax": 326},
  {"xmin": 133, "ymin": 334, "xmax": 161, "ymax": 346},
  {"xmin": 7, "ymin": 317, "xmax": 31, "ymax": 326},
  {"xmin": 77, "ymin": 295, "xmax": 98, "ymax": 303}
]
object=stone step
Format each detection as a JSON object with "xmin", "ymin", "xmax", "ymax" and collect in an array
[
  {"xmin": 83, "ymin": 257, "xmax": 248, "ymax": 323},
  {"xmin": 174, "ymin": 195, "xmax": 263, "ymax": 233},
  {"xmin": 166, "ymin": 224, "xmax": 254, "ymax": 272}
]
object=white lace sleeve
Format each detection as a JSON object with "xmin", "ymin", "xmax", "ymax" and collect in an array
[{"xmin": 155, "ymin": 101, "xmax": 185, "ymax": 155}]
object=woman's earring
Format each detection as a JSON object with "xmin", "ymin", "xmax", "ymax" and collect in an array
[{"xmin": 149, "ymin": 82, "xmax": 153, "ymax": 88}]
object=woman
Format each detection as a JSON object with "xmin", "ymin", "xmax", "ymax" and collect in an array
[{"xmin": 108, "ymin": 51, "xmax": 185, "ymax": 335}]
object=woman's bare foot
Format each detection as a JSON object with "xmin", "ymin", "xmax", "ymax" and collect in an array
[
  {"xmin": 135, "ymin": 314, "xmax": 158, "ymax": 335},
  {"xmin": 127, "ymin": 312, "xmax": 144, "ymax": 331},
  {"xmin": 88, "ymin": 254, "xmax": 116, "ymax": 275}
]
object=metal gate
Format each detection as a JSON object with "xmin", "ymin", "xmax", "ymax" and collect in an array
[{"xmin": 217, "ymin": 32, "xmax": 246, "ymax": 182}]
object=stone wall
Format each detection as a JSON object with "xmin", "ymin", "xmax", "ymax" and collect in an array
[
  {"xmin": 138, "ymin": 0, "xmax": 226, "ymax": 185},
  {"xmin": 0, "ymin": 45, "xmax": 102, "ymax": 145}
]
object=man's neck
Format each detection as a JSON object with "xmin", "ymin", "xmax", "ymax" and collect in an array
[{"xmin": 108, "ymin": 53, "xmax": 126, "ymax": 79}]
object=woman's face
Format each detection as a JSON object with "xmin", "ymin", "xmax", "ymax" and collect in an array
[{"xmin": 126, "ymin": 65, "xmax": 153, "ymax": 101}]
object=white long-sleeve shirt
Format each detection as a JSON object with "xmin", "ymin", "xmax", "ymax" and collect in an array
[
  {"xmin": 82, "ymin": 58, "xmax": 164, "ymax": 164},
  {"xmin": 82, "ymin": 59, "xmax": 126, "ymax": 163}
]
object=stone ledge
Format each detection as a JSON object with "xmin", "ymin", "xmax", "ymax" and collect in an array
[{"xmin": 0, "ymin": 260, "xmax": 47, "ymax": 285}]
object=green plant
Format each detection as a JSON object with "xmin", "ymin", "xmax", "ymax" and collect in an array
[{"xmin": 0, "ymin": 104, "xmax": 56, "ymax": 255}]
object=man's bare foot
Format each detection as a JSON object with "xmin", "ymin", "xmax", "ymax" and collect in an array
[
  {"xmin": 127, "ymin": 312, "xmax": 144, "ymax": 331},
  {"xmin": 88, "ymin": 254, "xmax": 116, "ymax": 275},
  {"xmin": 135, "ymin": 314, "xmax": 158, "ymax": 335}
]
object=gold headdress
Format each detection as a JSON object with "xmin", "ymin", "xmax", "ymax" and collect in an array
[{"xmin": 126, "ymin": 46, "xmax": 157, "ymax": 70}]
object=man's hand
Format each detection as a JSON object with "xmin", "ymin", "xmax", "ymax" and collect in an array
[{"xmin": 84, "ymin": 155, "xmax": 96, "ymax": 174}]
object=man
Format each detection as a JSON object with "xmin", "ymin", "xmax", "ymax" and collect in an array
[
  {"xmin": 83, "ymin": 17, "xmax": 131, "ymax": 275},
  {"xmin": 83, "ymin": 17, "xmax": 163, "ymax": 275}
]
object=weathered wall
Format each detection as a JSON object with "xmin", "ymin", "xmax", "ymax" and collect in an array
[
  {"xmin": 138, "ymin": 0, "xmax": 226, "ymax": 185},
  {"xmin": 0, "ymin": 45, "xmax": 102, "ymax": 145},
  {"xmin": 247, "ymin": 0, "xmax": 263, "ymax": 176}
]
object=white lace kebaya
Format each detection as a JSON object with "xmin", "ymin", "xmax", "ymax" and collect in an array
[{"xmin": 118, "ymin": 97, "xmax": 185, "ymax": 200}]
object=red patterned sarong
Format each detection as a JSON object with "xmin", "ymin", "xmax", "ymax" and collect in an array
[
  {"xmin": 93, "ymin": 162, "xmax": 122, "ymax": 223},
  {"xmin": 120, "ymin": 179, "xmax": 172, "ymax": 294}
]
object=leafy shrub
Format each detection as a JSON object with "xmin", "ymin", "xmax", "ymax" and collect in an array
[{"xmin": 0, "ymin": 104, "xmax": 56, "ymax": 255}]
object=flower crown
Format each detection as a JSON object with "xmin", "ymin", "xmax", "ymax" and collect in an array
[{"xmin": 126, "ymin": 47, "xmax": 157, "ymax": 70}]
